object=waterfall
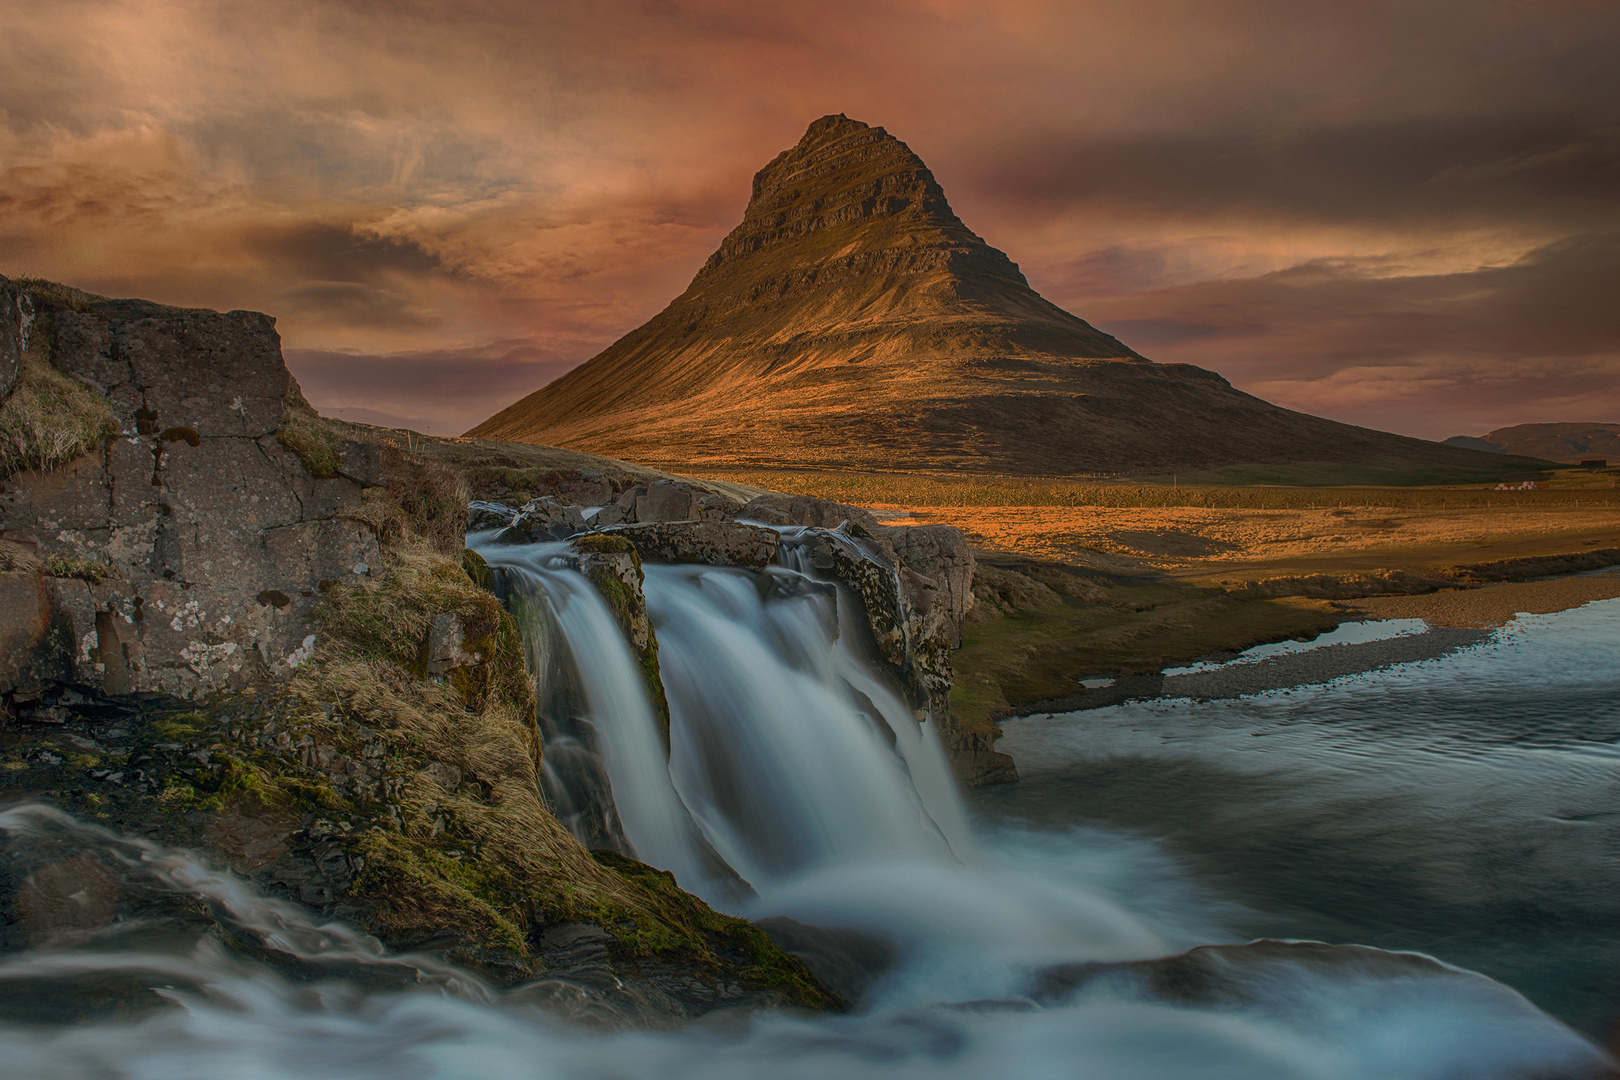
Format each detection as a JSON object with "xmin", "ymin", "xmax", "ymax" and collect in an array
[{"xmin": 471, "ymin": 528, "xmax": 975, "ymax": 908}]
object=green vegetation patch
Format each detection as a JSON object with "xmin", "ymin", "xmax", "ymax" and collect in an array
[
  {"xmin": 952, "ymin": 563, "xmax": 1342, "ymax": 731},
  {"xmin": 589, "ymin": 849, "xmax": 835, "ymax": 1008},
  {"xmin": 44, "ymin": 554, "xmax": 116, "ymax": 582},
  {"xmin": 275, "ymin": 412, "xmax": 340, "ymax": 479}
]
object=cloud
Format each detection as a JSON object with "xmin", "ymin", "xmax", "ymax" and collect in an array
[{"xmin": 968, "ymin": 117, "xmax": 1620, "ymax": 232}]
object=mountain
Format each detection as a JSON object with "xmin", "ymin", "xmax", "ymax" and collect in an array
[
  {"xmin": 470, "ymin": 115, "xmax": 1536, "ymax": 480},
  {"xmin": 1446, "ymin": 423, "xmax": 1619, "ymax": 463}
]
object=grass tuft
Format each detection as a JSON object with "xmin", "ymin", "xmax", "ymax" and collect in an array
[{"xmin": 1, "ymin": 317, "xmax": 118, "ymax": 477}]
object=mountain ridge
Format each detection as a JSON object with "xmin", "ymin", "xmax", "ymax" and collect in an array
[
  {"xmin": 470, "ymin": 115, "xmax": 1537, "ymax": 480},
  {"xmin": 1445, "ymin": 423, "xmax": 1619, "ymax": 463}
]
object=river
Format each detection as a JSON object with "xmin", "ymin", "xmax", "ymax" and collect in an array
[{"xmin": 0, "ymin": 537, "xmax": 1614, "ymax": 1079}]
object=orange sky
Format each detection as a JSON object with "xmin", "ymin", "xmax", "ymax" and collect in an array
[{"xmin": 2, "ymin": 0, "xmax": 1616, "ymax": 440}]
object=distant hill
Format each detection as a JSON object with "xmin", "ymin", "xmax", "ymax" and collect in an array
[
  {"xmin": 1445, "ymin": 423, "xmax": 1619, "ymax": 463},
  {"xmin": 471, "ymin": 114, "xmax": 1544, "ymax": 483}
]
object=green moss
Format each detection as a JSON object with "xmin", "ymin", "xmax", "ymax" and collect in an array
[
  {"xmin": 571, "ymin": 533, "xmax": 636, "ymax": 556},
  {"xmin": 275, "ymin": 413, "xmax": 340, "ymax": 479},
  {"xmin": 351, "ymin": 830, "xmax": 531, "ymax": 956},
  {"xmin": 578, "ymin": 556, "xmax": 671, "ymax": 740},
  {"xmin": 147, "ymin": 714, "xmax": 208, "ymax": 743},
  {"xmin": 462, "ymin": 548, "xmax": 493, "ymax": 590},
  {"xmin": 952, "ymin": 573, "xmax": 1341, "ymax": 730},
  {"xmin": 588, "ymin": 849, "xmax": 835, "ymax": 1008}
]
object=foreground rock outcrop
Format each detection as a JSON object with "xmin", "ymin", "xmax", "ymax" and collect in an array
[
  {"xmin": 0, "ymin": 278, "xmax": 831, "ymax": 1019},
  {"xmin": 1, "ymin": 293, "xmax": 379, "ymax": 708},
  {"xmin": 471, "ymin": 114, "xmax": 1537, "ymax": 483}
]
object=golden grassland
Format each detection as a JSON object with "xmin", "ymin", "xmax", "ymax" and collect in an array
[{"xmin": 689, "ymin": 467, "xmax": 1620, "ymax": 579}]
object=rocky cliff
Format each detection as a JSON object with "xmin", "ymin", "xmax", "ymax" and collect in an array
[
  {"xmin": 470, "ymin": 114, "xmax": 1527, "ymax": 481},
  {"xmin": 0, "ymin": 291, "xmax": 380, "ymax": 706}
]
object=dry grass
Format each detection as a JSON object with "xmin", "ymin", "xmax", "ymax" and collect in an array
[
  {"xmin": 686, "ymin": 468, "xmax": 1620, "ymax": 511},
  {"xmin": 888, "ymin": 503, "xmax": 1620, "ymax": 576},
  {"xmin": 0, "ymin": 321, "xmax": 118, "ymax": 477},
  {"xmin": 11, "ymin": 276, "xmax": 107, "ymax": 312}
]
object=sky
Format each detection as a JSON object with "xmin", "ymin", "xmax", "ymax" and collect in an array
[{"xmin": 1, "ymin": 0, "xmax": 1616, "ymax": 440}]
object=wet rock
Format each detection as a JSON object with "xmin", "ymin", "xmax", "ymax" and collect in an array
[
  {"xmin": 785, "ymin": 521, "xmax": 1002, "ymax": 782},
  {"xmin": 467, "ymin": 500, "xmax": 519, "ymax": 532},
  {"xmin": 943, "ymin": 729, "xmax": 1018, "ymax": 787},
  {"xmin": 496, "ymin": 497, "xmax": 587, "ymax": 543},
  {"xmin": 755, "ymin": 917, "xmax": 898, "ymax": 1007},
  {"xmin": 608, "ymin": 522, "xmax": 779, "ymax": 570},
  {"xmin": 571, "ymin": 533, "xmax": 670, "ymax": 738}
]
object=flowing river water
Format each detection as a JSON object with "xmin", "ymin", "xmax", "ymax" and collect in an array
[{"xmin": 1, "ymin": 528, "xmax": 1616, "ymax": 1079}]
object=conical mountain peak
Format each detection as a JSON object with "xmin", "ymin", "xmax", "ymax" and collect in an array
[
  {"xmin": 470, "ymin": 117, "xmax": 1486, "ymax": 479},
  {"xmin": 695, "ymin": 114, "xmax": 1022, "ymax": 289}
]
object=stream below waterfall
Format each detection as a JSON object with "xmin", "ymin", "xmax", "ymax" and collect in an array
[{"xmin": 0, "ymin": 528, "xmax": 1615, "ymax": 1079}]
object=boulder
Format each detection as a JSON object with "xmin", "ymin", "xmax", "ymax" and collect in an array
[
  {"xmin": 495, "ymin": 497, "xmax": 587, "ymax": 543},
  {"xmin": 634, "ymin": 479, "xmax": 701, "ymax": 524},
  {"xmin": 607, "ymin": 522, "xmax": 779, "ymax": 570},
  {"xmin": 557, "ymin": 477, "xmax": 614, "ymax": 507},
  {"xmin": 467, "ymin": 500, "xmax": 519, "ymax": 533}
]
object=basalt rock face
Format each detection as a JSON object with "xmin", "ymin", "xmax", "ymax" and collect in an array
[
  {"xmin": 0, "ymin": 297, "xmax": 379, "ymax": 710},
  {"xmin": 0, "ymin": 279, "xmax": 32, "ymax": 399},
  {"xmin": 470, "ymin": 114, "xmax": 1515, "ymax": 478}
]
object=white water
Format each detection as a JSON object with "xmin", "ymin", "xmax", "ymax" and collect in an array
[{"xmin": 0, "ymin": 531, "xmax": 1610, "ymax": 1078}]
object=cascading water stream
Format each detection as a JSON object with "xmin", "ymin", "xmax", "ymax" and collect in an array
[{"xmin": 471, "ymin": 527, "xmax": 976, "ymax": 907}]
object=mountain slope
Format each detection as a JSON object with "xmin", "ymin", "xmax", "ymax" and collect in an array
[
  {"xmin": 471, "ymin": 115, "xmax": 1535, "ymax": 480},
  {"xmin": 1447, "ymin": 423, "xmax": 1619, "ymax": 463}
]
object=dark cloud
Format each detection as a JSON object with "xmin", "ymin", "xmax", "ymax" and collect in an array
[
  {"xmin": 285, "ymin": 339, "xmax": 583, "ymax": 434},
  {"xmin": 971, "ymin": 117, "xmax": 1620, "ymax": 229},
  {"xmin": 275, "ymin": 281, "xmax": 440, "ymax": 328},
  {"xmin": 1088, "ymin": 233, "xmax": 1620, "ymax": 437},
  {"xmin": 255, "ymin": 224, "xmax": 444, "ymax": 281}
]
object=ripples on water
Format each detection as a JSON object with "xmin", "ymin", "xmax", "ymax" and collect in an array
[
  {"xmin": 1, "ymin": 578, "xmax": 1616, "ymax": 1078},
  {"xmin": 982, "ymin": 598, "xmax": 1620, "ymax": 1038}
]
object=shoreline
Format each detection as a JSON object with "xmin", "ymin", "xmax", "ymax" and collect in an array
[{"xmin": 1007, "ymin": 568, "xmax": 1620, "ymax": 716}]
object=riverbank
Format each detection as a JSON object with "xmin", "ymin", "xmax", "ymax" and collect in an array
[{"xmin": 951, "ymin": 555, "xmax": 1620, "ymax": 731}]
